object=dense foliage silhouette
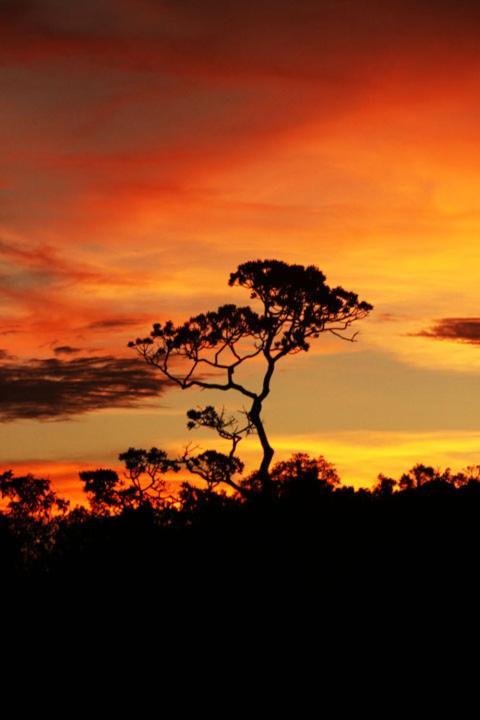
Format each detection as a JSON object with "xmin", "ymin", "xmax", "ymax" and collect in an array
[{"xmin": 2, "ymin": 457, "xmax": 480, "ymax": 583}]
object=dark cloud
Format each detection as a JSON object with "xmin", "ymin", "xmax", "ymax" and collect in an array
[
  {"xmin": 414, "ymin": 318, "xmax": 480, "ymax": 345},
  {"xmin": 375, "ymin": 312, "xmax": 409, "ymax": 323},
  {"xmin": 3, "ymin": 0, "xmax": 480, "ymax": 76},
  {"xmin": 53, "ymin": 345, "xmax": 81, "ymax": 355},
  {"xmin": 0, "ymin": 349, "xmax": 12, "ymax": 360},
  {"xmin": 86, "ymin": 316, "xmax": 145, "ymax": 330},
  {"xmin": 0, "ymin": 354, "xmax": 170, "ymax": 421}
]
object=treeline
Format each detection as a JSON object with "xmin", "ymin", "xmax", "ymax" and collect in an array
[{"xmin": 1, "ymin": 451, "xmax": 480, "ymax": 581}]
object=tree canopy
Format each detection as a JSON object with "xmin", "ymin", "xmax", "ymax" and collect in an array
[{"xmin": 130, "ymin": 259, "xmax": 373, "ymax": 494}]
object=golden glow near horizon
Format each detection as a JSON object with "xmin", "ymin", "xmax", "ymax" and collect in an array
[{"xmin": 2, "ymin": 1, "xmax": 480, "ymax": 498}]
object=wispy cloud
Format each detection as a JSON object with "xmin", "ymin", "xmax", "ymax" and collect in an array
[
  {"xmin": 413, "ymin": 318, "xmax": 480, "ymax": 345},
  {"xmin": 53, "ymin": 345, "xmax": 81, "ymax": 355},
  {"xmin": 0, "ymin": 354, "xmax": 170, "ymax": 421},
  {"xmin": 86, "ymin": 316, "xmax": 146, "ymax": 331}
]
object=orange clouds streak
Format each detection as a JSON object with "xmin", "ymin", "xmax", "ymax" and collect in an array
[{"xmin": 3, "ymin": 0, "xmax": 480, "ymax": 490}]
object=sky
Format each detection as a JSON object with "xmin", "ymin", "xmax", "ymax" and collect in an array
[{"xmin": 2, "ymin": 0, "xmax": 480, "ymax": 501}]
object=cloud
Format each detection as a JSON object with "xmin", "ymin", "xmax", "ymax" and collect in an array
[
  {"xmin": 0, "ymin": 354, "xmax": 170, "ymax": 421},
  {"xmin": 3, "ymin": 0, "xmax": 480, "ymax": 249},
  {"xmin": 53, "ymin": 345, "xmax": 81, "ymax": 355},
  {"xmin": 374, "ymin": 312, "xmax": 410, "ymax": 323},
  {"xmin": 0, "ymin": 238, "xmax": 137, "ymax": 289},
  {"xmin": 414, "ymin": 318, "xmax": 480, "ymax": 345},
  {"xmin": 3, "ymin": 1, "xmax": 480, "ymax": 76},
  {"xmin": 86, "ymin": 316, "xmax": 146, "ymax": 330}
]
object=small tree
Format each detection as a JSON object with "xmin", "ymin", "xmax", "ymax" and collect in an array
[
  {"xmin": 0, "ymin": 471, "xmax": 69, "ymax": 564},
  {"xmin": 79, "ymin": 448, "xmax": 179, "ymax": 514},
  {"xmin": 182, "ymin": 405, "xmax": 252, "ymax": 495},
  {"xmin": 79, "ymin": 468, "xmax": 123, "ymax": 515},
  {"xmin": 241, "ymin": 453, "xmax": 340, "ymax": 501},
  {"xmin": 0, "ymin": 471, "xmax": 69, "ymax": 523},
  {"xmin": 130, "ymin": 259, "xmax": 372, "ymax": 495}
]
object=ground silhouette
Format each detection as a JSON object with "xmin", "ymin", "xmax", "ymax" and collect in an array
[{"xmin": 1, "ymin": 457, "xmax": 480, "ymax": 589}]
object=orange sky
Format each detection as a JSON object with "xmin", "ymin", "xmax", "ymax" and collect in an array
[{"xmin": 2, "ymin": 0, "xmax": 480, "ymax": 501}]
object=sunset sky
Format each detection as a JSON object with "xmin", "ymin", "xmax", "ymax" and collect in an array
[{"xmin": 2, "ymin": 0, "xmax": 480, "ymax": 501}]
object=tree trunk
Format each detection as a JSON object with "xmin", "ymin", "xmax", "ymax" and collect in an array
[{"xmin": 249, "ymin": 399, "xmax": 274, "ymax": 496}]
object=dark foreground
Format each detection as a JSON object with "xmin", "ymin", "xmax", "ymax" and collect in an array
[{"xmin": 2, "ymin": 483, "xmax": 479, "ymax": 599}]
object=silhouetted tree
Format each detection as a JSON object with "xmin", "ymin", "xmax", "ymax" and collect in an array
[
  {"xmin": 182, "ymin": 448, "xmax": 244, "ymax": 494},
  {"xmin": 372, "ymin": 464, "xmax": 480, "ymax": 497},
  {"xmin": 399, "ymin": 464, "xmax": 438, "ymax": 490},
  {"xmin": 79, "ymin": 449, "xmax": 179, "ymax": 514},
  {"xmin": 130, "ymin": 259, "xmax": 372, "ymax": 495},
  {"xmin": 0, "ymin": 470, "xmax": 69, "ymax": 565},
  {"xmin": 79, "ymin": 468, "xmax": 122, "ymax": 515},
  {"xmin": 241, "ymin": 452, "xmax": 340, "ymax": 501},
  {"xmin": 183, "ymin": 405, "xmax": 251, "ymax": 495},
  {"xmin": 272, "ymin": 453, "xmax": 340, "ymax": 489},
  {"xmin": 178, "ymin": 482, "xmax": 239, "ymax": 522},
  {"xmin": 451, "ymin": 465, "xmax": 480, "ymax": 488},
  {"xmin": 373, "ymin": 475, "xmax": 397, "ymax": 497},
  {"xmin": 119, "ymin": 447, "xmax": 179, "ymax": 508},
  {"xmin": 0, "ymin": 471, "xmax": 69, "ymax": 522}
]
